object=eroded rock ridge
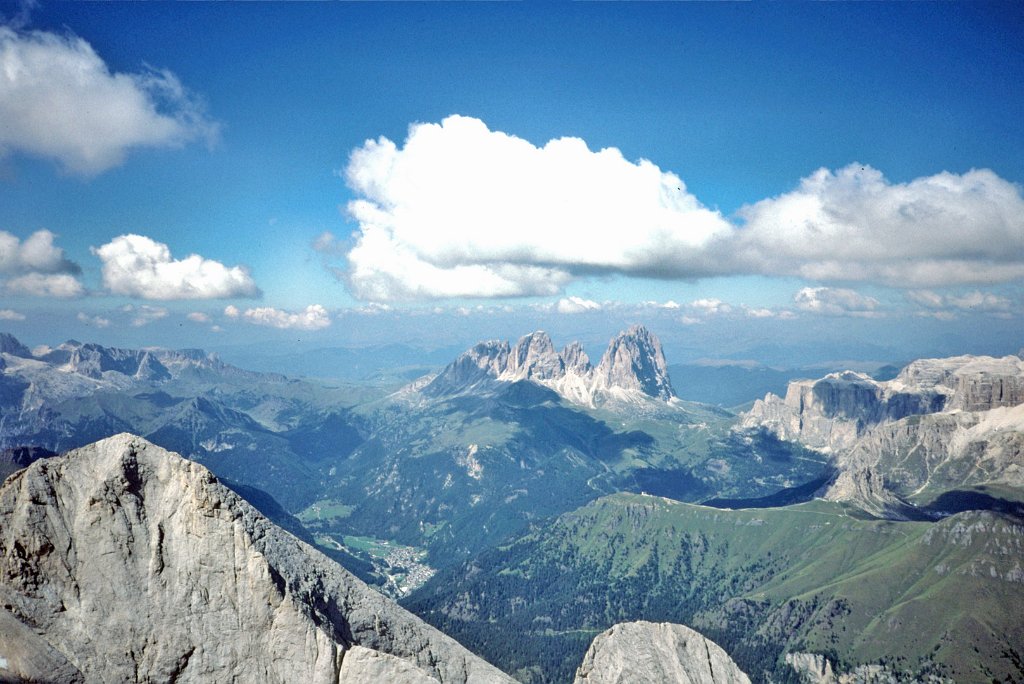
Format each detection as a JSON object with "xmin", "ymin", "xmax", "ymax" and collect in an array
[{"xmin": 423, "ymin": 325, "xmax": 675, "ymax": 407}]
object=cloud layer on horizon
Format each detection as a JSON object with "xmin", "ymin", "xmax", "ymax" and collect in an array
[
  {"xmin": 336, "ymin": 116, "xmax": 1024, "ymax": 302},
  {"xmin": 0, "ymin": 27, "xmax": 217, "ymax": 174},
  {"xmin": 225, "ymin": 303, "xmax": 331, "ymax": 331}
]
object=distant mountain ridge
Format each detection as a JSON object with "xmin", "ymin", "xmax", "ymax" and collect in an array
[
  {"xmin": 741, "ymin": 352, "xmax": 1024, "ymax": 518},
  {"xmin": 741, "ymin": 354, "xmax": 1024, "ymax": 451},
  {"xmin": 421, "ymin": 325, "xmax": 675, "ymax": 407},
  {"xmin": 0, "ymin": 332, "xmax": 366, "ymax": 512}
]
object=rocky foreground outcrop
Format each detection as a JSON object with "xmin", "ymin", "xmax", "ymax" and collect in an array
[
  {"xmin": 573, "ymin": 621, "xmax": 751, "ymax": 684},
  {"xmin": 422, "ymin": 325, "xmax": 675, "ymax": 407},
  {"xmin": 0, "ymin": 434, "xmax": 514, "ymax": 683}
]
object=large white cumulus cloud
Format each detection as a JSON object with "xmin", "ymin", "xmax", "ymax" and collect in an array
[
  {"xmin": 0, "ymin": 27, "xmax": 217, "ymax": 174},
  {"xmin": 341, "ymin": 115, "xmax": 732, "ymax": 301},
  {"xmin": 337, "ymin": 117, "xmax": 1024, "ymax": 302},
  {"xmin": 94, "ymin": 234, "xmax": 259, "ymax": 300},
  {"xmin": 736, "ymin": 165, "xmax": 1024, "ymax": 287}
]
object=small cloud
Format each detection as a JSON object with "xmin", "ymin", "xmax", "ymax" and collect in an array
[
  {"xmin": 94, "ymin": 234, "xmax": 259, "ymax": 300},
  {"xmin": 915, "ymin": 310, "xmax": 957, "ymax": 321},
  {"xmin": 311, "ymin": 230, "xmax": 345, "ymax": 256},
  {"xmin": 906, "ymin": 290, "xmax": 945, "ymax": 309},
  {"xmin": 353, "ymin": 302, "xmax": 392, "ymax": 315},
  {"xmin": 793, "ymin": 287, "xmax": 882, "ymax": 317},
  {"xmin": 0, "ymin": 308, "xmax": 25, "ymax": 321},
  {"xmin": 0, "ymin": 27, "xmax": 218, "ymax": 175},
  {"xmin": 76, "ymin": 311, "xmax": 110, "ymax": 328},
  {"xmin": 4, "ymin": 272, "xmax": 84, "ymax": 297},
  {"xmin": 743, "ymin": 307, "xmax": 775, "ymax": 318},
  {"xmin": 556, "ymin": 296, "xmax": 601, "ymax": 314},
  {"xmin": 906, "ymin": 289, "xmax": 1013, "ymax": 318},
  {"xmin": 945, "ymin": 291, "xmax": 1011, "ymax": 312},
  {"xmin": 688, "ymin": 298, "xmax": 732, "ymax": 315},
  {"xmin": 223, "ymin": 304, "xmax": 240, "ymax": 318},
  {"xmin": 639, "ymin": 300, "xmax": 681, "ymax": 310},
  {"xmin": 187, "ymin": 311, "xmax": 211, "ymax": 323},
  {"xmin": 120, "ymin": 304, "xmax": 167, "ymax": 327},
  {"xmin": 0, "ymin": 229, "xmax": 84, "ymax": 297},
  {"xmin": 237, "ymin": 304, "xmax": 331, "ymax": 331}
]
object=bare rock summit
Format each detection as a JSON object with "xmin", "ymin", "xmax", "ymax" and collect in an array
[
  {"xmin": 574, "ymin": 621, "xmax": 751, "ymax": 684},
  {"xmin": 0, "ymin": 433, "xmax": 514, "ymax": 683}
]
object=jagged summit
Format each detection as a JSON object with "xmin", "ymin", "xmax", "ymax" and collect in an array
[
  {"xmin": 421, "ymin": 326, "xmax": 676, "ymax": 407},
  {"xmin": 0, "ymin": 433, "xmax": 513, "ymax": 683},
  {"xmin": 592, "ymin": 324, "xmax": 674, "ymax": 401}
]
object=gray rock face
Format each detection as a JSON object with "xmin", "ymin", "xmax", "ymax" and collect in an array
[
  {"xmin": 561, "ymin": 341, "xmax": 593, "ymax": 375},
  {"xmin": 0, "ymin": 434, "xmax": 514, "ymax": 684},
  {"xmin": 0, "ymin": 333, "xmax": 31, "ymax": 358},
  {"xmin": 742, "ymin": 354, "xmax": 1024, "ymax": 514},
  {"xmin": 819, "ymin": 466, "xmax": 915, "ymax": 520},
  {"xmin": 824, "ymin": 403, "xmax": 1024, "ymax": 501},
  {"xmin": 504, "ymin": 331, "xmax": 565, "ymax": 381},
  {"xmin": 592, "ymin": 325, "xmax": 674, "ymax": 401},
  {"xmin": 422, "ymin": 340, "xmax": 511, "ymax": 397},
  {"xmin": 422, "ymin": 326, "xmax": 675, "ymax": 407},
  {"xmin": 742, "ymin": 355, "xmax": 1024, "ymax": 451},
  {"xmin": 573, "ymin": 621, "xmax": 751, "ymax": 684}
]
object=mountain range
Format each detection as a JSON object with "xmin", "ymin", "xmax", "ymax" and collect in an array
[
  {"xmin": 1, "ymin": 328, "xmax": 1022, "ymax": 682},
  {"xmin": 421, "ymin": 326, "xmax": 675, "ymax": 407}
]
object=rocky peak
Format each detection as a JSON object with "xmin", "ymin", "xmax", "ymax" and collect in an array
[
  {"xmin": 422, "ymin": 340, "xmax": 511, "ymax": 396},
  {"xmin": 421, "ymin": 326, "xmax": 676, "ymax": 406},
  {"xmin": 561, "ymin": 341, "xmax": 592, "ymax": 375},
  {"xmin": 573, "ymin": 621, "xmax": 750, "ymax": 684},
  {"xmin": 0, "ymin": 434, "xmax": 514, "ymax": 683},
  {"xmin": 0, "ymin": 333, "xmax": 31, "ymax": 359},
  {"xmin": 593, "ymin": 325, "xmax": 674, "ymax": 401},
  {"xmin": 503, "ymin": 331, "xmax": 564, "ymax": 381}
]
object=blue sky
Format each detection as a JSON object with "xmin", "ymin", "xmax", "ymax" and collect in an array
[{"xmin": 1, "ymin": 2, "xmax": 1022, "ymax": 366}]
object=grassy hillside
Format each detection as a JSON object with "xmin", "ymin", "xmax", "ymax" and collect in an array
[{"xmin": 405, "ymin": 493, "xmax": 1024, "ymax": 683}]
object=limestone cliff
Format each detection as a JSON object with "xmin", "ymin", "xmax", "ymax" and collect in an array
[
  {"xmin": 573, "ymin": 621, "xmax": 751, "ymax": 684},
  {"xmin": 0, "ymin": 434, "xmax": 514, "ymax": 684},
  {"xmin": 742, "ymin": 355, "xmax": 1024, "ymax": 452},
  {"xmin": 824, "ymin": 403, "xmax": 1024, "ymax": 503}
]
